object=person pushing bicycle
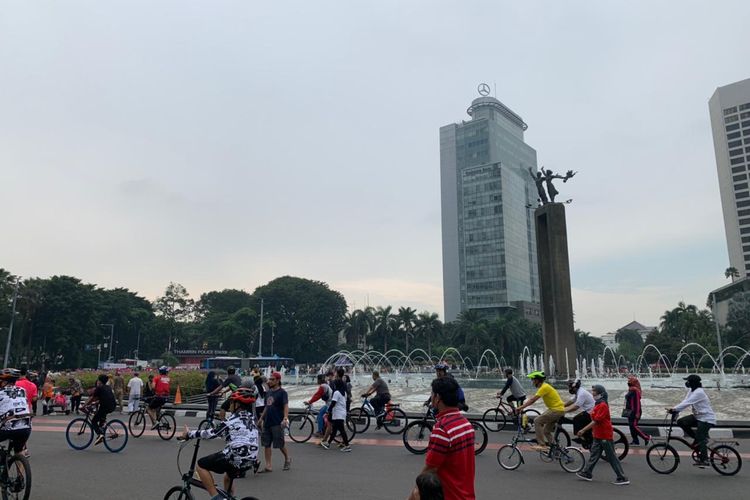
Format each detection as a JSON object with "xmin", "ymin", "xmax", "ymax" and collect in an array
[
  {"xmin": 179, "ymin": 387, "xmax": 260, "ymax": 500},
  {"xmin": 514, "ymin": 371, "xmax": 564, "ymax": 451},
  {"xmin": 666, "ymin": 374, "xmax": 716, "ymax": 468}
]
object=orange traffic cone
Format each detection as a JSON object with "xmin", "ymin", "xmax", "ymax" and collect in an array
[{"xmin": 174, "ymin": 385, "xmax": 182, "ymax": 405}]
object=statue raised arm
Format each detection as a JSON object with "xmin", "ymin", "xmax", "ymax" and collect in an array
[{"xmin": 529, "ymin": 167, "xmax": 549, "ymax": 204}]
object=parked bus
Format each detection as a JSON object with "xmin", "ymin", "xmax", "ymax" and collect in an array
[{"xmin": 200, "ymin": 356, "xmax": 295, "ymax": 372}]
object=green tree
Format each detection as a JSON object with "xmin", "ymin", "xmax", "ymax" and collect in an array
[
  {"xmin": 615, "ymin": 329, "xmax": 644, "ymax": 362},
  {"xmin": 415, "ymin": 311, "xmax": 442, "ymax": 358},
  {"xmin": 725, "ymin": 267, "xmax": 740, "ymax": 282},
  {"xmin": 372, "ymin": 306, "xmax": 394, "ymax": 352},
  {"xmin": 154, "ymin": 282, "xmax": 194, "ymax": 352},
  {"xmin": 396, "ymin": 307, "xmax": 418, "ymax": 353},
  {"xmin": 575, "ymin": 330, "xmax": 605, "ymax": 360}
]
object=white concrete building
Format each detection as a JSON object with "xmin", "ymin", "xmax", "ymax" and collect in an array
[{"xmin": 709, "ymin": 78, "xmax": 750, "ymax": 276}]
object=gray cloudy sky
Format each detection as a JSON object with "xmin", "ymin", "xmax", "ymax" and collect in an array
[{"xmin": 2, "ymin": 1, "xmax": 749, "ymax": 335}]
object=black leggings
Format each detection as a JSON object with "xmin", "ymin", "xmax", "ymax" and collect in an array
[
  {"xmin": 328, "ymin": 419, "xmax": 349, "ymax": 446},
  {"xmin": 71, "ymin": 395, "xmax": 82, "ymax": 413}
]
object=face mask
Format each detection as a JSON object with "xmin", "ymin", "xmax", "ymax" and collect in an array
[
  {"xmin": 593, "ymin": 393, "xmax": 602, "ymax": 401},
  {"xmin": 685, "ymin": 381, "xmax": 691, "ymax": 388}
]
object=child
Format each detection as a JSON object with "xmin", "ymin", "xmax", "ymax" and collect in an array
[
  {"xmin": 180, "ymin": 387, "xmax": 260, "ymax": 500},
  {"xmin": 321, "ymin": 378, "xmax": 351, "ymax": 452},
  {"xmin": 576, "ymin": 384, "xmax": 629, "ymax": 485}
]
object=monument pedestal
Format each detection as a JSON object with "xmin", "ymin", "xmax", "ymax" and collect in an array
[{"xmin": 535, "ymin": 203, "xmax": 577, "ymax": 378}]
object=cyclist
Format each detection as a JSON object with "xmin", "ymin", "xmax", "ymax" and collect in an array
[
  {"xmin": 304, "ymin": 374, "xmax": 332, "ymax": 438},
  {"xmin": 84, "ymin": 374, "xmax": 117, "ymax": 445},
  {"xmin": 360, "ymin": 370, "xmax": 391, "ymax": 429},
  {"xmin": 180, "ymin": 387, "xmax": 260, "ymax": 500},
  {"xmin": 563, "ymin": 379, "xmax": 594, "ymax": 446},
  {"xmin": 0, "ymin": 369, "xmax": 32, "ymax": 456},
  {"xmin": 210, "ymin": 366, "xmax": 242, "ymax": 421},
  {"xmin": 147, "ymin": 366, "xmax": 171, "ymax": 429},
  {"xmin": 497, "ymin": 368, "xmax": 526, "ymax": 408},
  {"xmin": 667, "ymin": 374, "xmax": 716, "ymax": 467},
  {"xmin": 434, "ymin": 363, "xmax": 468, "ymax": 412},
  {"xmin": 514, "ymin": 371, "xmax": 565, "ymax": 451}
]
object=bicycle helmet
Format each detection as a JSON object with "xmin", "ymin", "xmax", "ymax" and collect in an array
[
  {"xmin": 0, "ymin": 368, "xmax": 20, "ymax": 381},
  {"xmin": 158, "ymin": 366, "xmax": 169, "ymax": 375},
  {"xmin": 526, "ymin": 370, "xmax": 546, "ymax": 380},
  {"xmin": 567, "ymin": 378, "xmax": 581, "ymax": 394},
  {"xmin": 434, "ymin": 362, "xmax": 449, "ymax": 371},
  {"xmin": 230, "ymin": 387, "xmax": 257, "ymax": 405}
]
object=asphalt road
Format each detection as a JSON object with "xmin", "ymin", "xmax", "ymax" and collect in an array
[{"xmin": 25, "ymin": 413, "xmax": 750, "ymax": 499}]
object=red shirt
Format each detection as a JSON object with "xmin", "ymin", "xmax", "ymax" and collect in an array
[
  {"xmin": 15, "ymin": 378, "xmax": 37, "ymax": 411},
  {"xmin": 425, "ymin": 408, "xmax": 475, "ymax": 500},
  {"xmin": 590, "ymin": 402, "xmax": 614, "ymax": 440},
  {"xmin": 153, "ymin": 375, "xmax": 171, "ymax": 397}
]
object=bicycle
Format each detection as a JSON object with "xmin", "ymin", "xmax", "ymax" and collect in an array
[
  {"xmin": 164, "ymin": 435, "xmax": 260, "ymax": 500},
  {"xmin": 0, "ymin": 441, "xmax": 31, "ymax": 500},
  {"xmin": 482, "ymin": 396, "xmax": 539, "ymax": 432},
  {"xmin": 65, "ymin": 405, "xmax": 129, "ymax": 453},
  {"xmin": 497, "ymin": 414, "xmax": 585, "ymax": 473},
  {"xmin": 289, "ymin": 403, "xmax": 356, "ymax": 444},
  {"xmin": 525, "ymin": 412, "xmax": 629, "ymax": 461},
  {"xmin": 129, "ymin": 399, "xmax": 177, "ymax": 440},
  {"xmin": 402, "ymin": 404, "xmax": 488, "ymax": 455},
  {"xmin": 646, "ymin": 412, "xmax": 742, "ymax": 476},
  {"xmin": 349, "ymin": 397, "xmax": 408, "ymax": 435}
]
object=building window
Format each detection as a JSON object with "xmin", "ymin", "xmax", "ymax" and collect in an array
[
  {"xmin": 738, "ymin": 199, "xmax": 750, "ymax": 208},
  {"xmin": 742, "ymin": 103, "xmax": 750, "ymax": 111},
  {"xmin": 743, "ymin": 112, "xmax": 750, "ymax": 119},
  {"xmin": 729, "ymin": 132, "xmax": 742, "ymax": 139},
  {"xmin": 726, "ymin": 107, "xmax": 739, "ymax": 115},
  {"xmin": 739, "ymin": 217, "xmax": 750, "ymax": 226},
  {"xmin": 736, "ymin": 191, "xmax": 750, "ymax": 199},
  {"xmin": 726, "ymin": 115, "xmax": 739, "ymax": 123},
  {"xmin": 727, "ymin": 124, "xmax": 740, "ymax": 131},
  {"xmin": 731, "ymin": 148, "xmax": 745, "ymax": 157},
  {"xmin": 734, "ymin": 174, "xmax": 748, "ymax": 182},
  {"xmin": 744, "ymin": 245, "xmax": 750, "ymax": 252},
  {"xmin": 739, "ymin": 209, "xmax": 750, "ymax": 217},
  {"xmin": 742, "ymin": 236, "xmax": 750, "ymax": 243},
  {"xmin": 731, "ymin": 157, "xmax": 746, "ymax": 165},
  {"xmin": 733, "ymin": 166, "xmax": 746, "ymax": 173},
  {"xmin": 735, "ymin": 183, "xmax": 749, "ymax": 191},
  {"xmin": 730, "ymin": 140, "xmax": 743, "ymax": 148},
  {"xmin": 743, "ymin": 121, "xmax": 750, "ymax": 128},
  {"xmin": 741, "ymin": 227, "xmax": 750, "ymax": 234}
]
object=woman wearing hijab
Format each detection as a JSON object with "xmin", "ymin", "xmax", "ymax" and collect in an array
[{"xmin": 624, "ymin": 376, "xmax": 650, "ymax": 445}]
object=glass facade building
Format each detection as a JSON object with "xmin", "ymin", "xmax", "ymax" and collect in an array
[{"xmin": 441, "ymin": 94, "xmax": 540, "ymax": 322}]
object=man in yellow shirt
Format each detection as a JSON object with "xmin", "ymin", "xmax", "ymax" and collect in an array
[{"xmin": 515, "ymin": 371, "xmax": 564, "ymax": 450}]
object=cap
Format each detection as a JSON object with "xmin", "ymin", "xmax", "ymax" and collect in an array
[{"xmin": 271, "ymin": 371, "xmax": 282, "ymax": 381}]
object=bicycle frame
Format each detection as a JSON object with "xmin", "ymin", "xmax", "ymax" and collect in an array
[
  {"xmin": 658, "ymin": 413, "xmax": 738, "ymax": 453},
  {"xmin": 175, "ymin": 437, "xmax": 240, "ymax": 499}
]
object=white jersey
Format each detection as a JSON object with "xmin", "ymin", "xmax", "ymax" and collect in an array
[
  {"xmin": 188, "ymin": 410, "xmax": 259, "ymax": 468},
  {"xmin": 0, "ymin": 385, "xmax": 31, "ymax": 431}
]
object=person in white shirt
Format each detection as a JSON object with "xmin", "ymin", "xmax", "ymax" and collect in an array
[
  {"xmin": 564, "ymin": 379, "xmax": 595, "ymax": 446},
  {"xmin": 321, "ymin": 379, "xmax": 351, "ymax": 452},
  {"xmin": 127, "ymin": 373, "xmax": 144, "ymax": 414},
  {"xmin": 667, "ymin": 374, "xmax": 716, "ymax": 466}
]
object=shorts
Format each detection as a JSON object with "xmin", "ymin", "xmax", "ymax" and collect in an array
[
  {"xmin": 148, "ymin": 396, "xmax": 166, "ymax": 410},
  {"xmin": 198, "ymin": 452, "xmax": 240, "ymax": 475},
  {"xmin": 221, "ymin": 398, "xmax": 231, "ymax": 412},
  {"xmin": 0, "ymin": 428, "xmax": 31, "ymax": 454},
  {"xmin": 261, "ymin": 425, "xmax": 284, "ymax": 449}
]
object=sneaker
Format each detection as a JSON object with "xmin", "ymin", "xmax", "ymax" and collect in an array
[
  {"xmin": 612, "ymin": 478, "xmax": 630, "ymax": 485},
  {"xmin": 576, "ymin": 472, "xmax": 592, "ymax": 482},
  {"xmin": 94, "ymin": 434, "xmax": 105, "ymax": 446},
  {"xmin": 693, "ymin": 460, "xmax": 710, "ymax": 468},
  {"xmin": 337, "ymin": 443, "xmax": 345, "ymax": 448},
  {"xmin": 320, "ymin": 442, "xmax": 330, "ymax": 450},
  {"xmin": 340, "ymin": 446, "xmax": 352, "ymax": 453},
  {"xmin": 283, "ymin": 459, "xmax": 291, "ymax": 471}
]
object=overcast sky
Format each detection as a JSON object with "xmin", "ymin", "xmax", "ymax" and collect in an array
[{"xmin": 2, "ymin": 1, "xmax": 749, "ymax": 336}]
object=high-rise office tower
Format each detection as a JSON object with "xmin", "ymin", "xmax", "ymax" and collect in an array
[
  {"xmin": 709, "ymin": 78, "xmax": 750, "ymax": 276},
  {"xmin": 440, "ymin": 87, "xmax": 540, "ymax": 322}
]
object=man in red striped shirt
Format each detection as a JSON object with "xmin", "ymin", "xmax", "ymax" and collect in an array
[{"xmin": 417, "ymin": 377, "xmax": 475, "ymax": 500}]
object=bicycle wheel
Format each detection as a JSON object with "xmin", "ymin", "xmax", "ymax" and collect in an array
[
  {"xmin": 288, "ymin": 415, "xmax": 314, "ymax": 443},
  {"xmin": 482, "ymin": 408, "xmax": 507, "ymax": 432},
  {"xmin": 2, "ymin": 453, "xmax": 31, "ymax": 500},
  {"xmin": 332, "ymin": 416, "xmax": 356, "ymax": 444},
  {"xmin": 349, "ymin": 408, "xmax": 370, "ymax": 434},
  {"xmin": 158, "ymin": 413, "xmax": 177, "ymax": 440},
  {"xmin": 612, "ymin": 428, "xmax": 629, "ymax": 461},
  {"xmin": 384, "ymin": 408, "xmax": 408, "ymax": 435},
  {"xmin": 403, "ymin": 421, "xmax": 432, "ymax": 454},
  {"xmin": 472, "ymin": 422, "xmax": 488, "ymax": 455},
  {"xmin": 710, "ymin": 445, "xmax": 742, "ymax": 476},
  {"xmin": 554, "ymin": 426, "xmax": 571, "ymax": 447},
  {"xmin": 559, "ymin": 446, "xmax": 585, "ymax": 473},
  {"xmin": 163, "ymin": 485, "xmax": 194, "ymax": 500},
  {"xmin": 103, "ymin": 419, "xmax": 129, "ymax": 453},
  {"xmin": 523, "ymin": 409, "xmax": 540, "ymax": 433},
  {"xmin": 197, "ymin": 419, "xmax": 213, "ymax": 432},
  {"xmin": 646, "ymin": 443, "xmax": 679, "ymax": 474},
  {"xmin": 65, "ymin": 418, "xmax": 94, "ymax": 450},
  {"xmin": 497, "ymin": 444, "xmax": 522, "ymax": 470},
  {"xmin": 128, "ymin": 411, "xmax": 146, "ymax": 438}
]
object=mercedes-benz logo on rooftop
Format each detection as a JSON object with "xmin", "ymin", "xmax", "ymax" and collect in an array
[{"xmin": 477, "ymin": 83, "xmax": 491, "ymax": 96}]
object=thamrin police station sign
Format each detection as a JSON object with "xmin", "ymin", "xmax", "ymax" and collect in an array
[{"xmin": 173, "ymin": 349, "xmax": 229, "ymax": 356}]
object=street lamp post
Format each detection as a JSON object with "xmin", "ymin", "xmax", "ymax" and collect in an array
[
  {"xmin": 711, "ymin": 293, "xmax": 725, "ymax": 374},
  {"xmin": 100, "ymin": 323, "xmax": 114, "ymax": 363},
  {"xmin": 3, "ymin": 280, "xmax": 20, "ymax": 369},
  {"xmin": 258, "ymin": 298, "xmax": 264, "ymax": 357}
]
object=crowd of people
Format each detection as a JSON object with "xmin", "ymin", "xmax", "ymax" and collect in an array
[{"xmin": 0, "ymin": 360, "xmax": 726, "ymax": 500}]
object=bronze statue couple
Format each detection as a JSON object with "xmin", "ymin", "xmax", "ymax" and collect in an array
[{"xmin": 528, "ymin": 167, "xmax": 576, "ymax": 205}]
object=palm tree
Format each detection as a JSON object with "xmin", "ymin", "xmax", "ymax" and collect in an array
[
  {"xmin": 725, "ymin": 266, "xmax": 740, "ymax": 282},
  {"xmin": 373, "ymin": 306, "xmax": 393, "ymax": 352},
  {"xmin": 397, "ymin": 307, "xmax": 418, "ymax": 353},
  {"xmin": 415, "ymin": 311, "xmax": 442, "ymax": 358}
]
